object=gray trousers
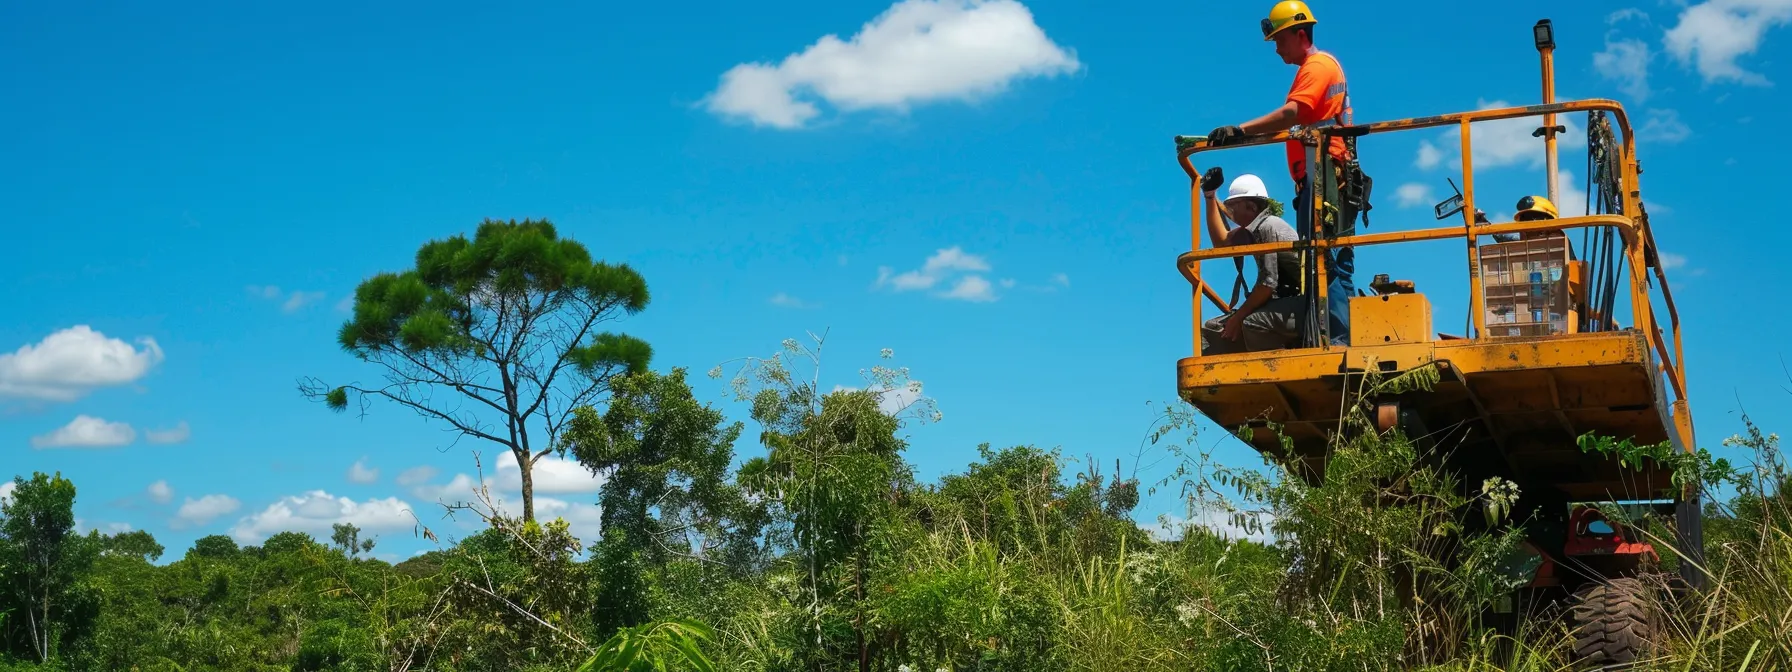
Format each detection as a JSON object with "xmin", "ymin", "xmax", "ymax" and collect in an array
[{"xmin": 1201, "ymin": 296, "xmax": 1308, "ymax": 355}]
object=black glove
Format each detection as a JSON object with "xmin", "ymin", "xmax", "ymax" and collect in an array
[
  {"xmin": 1208, "ymin": 125, "xmax": 1245, "ymax": 146},
  {"xmin": 1201, "ymin": 166, "xmax": 1225, "ymax": 193}
]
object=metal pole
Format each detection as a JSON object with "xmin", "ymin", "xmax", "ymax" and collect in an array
[{"xmin": 1538, "ymin": 19, "xmax": 1560, "ymax": 206}]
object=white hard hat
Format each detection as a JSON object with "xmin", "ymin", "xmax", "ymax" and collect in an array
[{"xmin": 1226, "ymin": 174, "xmax": 1269, "ymax": 203}]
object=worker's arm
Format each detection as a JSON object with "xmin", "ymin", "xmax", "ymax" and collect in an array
[
  {"xmin": 1222, "ymin": 283, "xmax": 1275, "ymax": 341},
  {"xmin": 1239, "ymin": 101, "xmax": 1301, "ymax": 136},
  {"xmin": 1204, "ymin": 189, "xmax": 1232, "ymax": 248}
]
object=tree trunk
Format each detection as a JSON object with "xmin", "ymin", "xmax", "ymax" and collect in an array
[{"xmin": 518, "ymin": 451, "xmax": 536, "ymax": 523}]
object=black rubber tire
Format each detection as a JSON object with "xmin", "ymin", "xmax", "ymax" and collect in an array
[{"xmin": 1568, "ymin": 577, "xmax": 1656, "ymax": 667}]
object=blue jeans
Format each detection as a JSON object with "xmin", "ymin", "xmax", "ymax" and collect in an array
[{"xmin": 1295, "ymin": 178, "xmax": 1354, "ymax": 345}]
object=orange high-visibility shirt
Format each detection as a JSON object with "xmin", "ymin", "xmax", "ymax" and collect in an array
[{"xmin": 1283, "ymin": 51, "xmax": 1354, "ymax": 184}]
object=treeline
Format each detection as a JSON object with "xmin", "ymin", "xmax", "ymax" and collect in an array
[{"xmin": 3, "ymin": 352, "xmax": 1789, "ymax": 671}]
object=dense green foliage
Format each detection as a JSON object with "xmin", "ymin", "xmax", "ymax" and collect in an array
[{"xmin": 4, "ymin": 339, "xmax": 1787, "ymax": 671}]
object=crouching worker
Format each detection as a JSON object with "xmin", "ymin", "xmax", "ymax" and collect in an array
[{"xmin": 1201, "ymin": 169, "xmax": 1307, "ymax": 355}]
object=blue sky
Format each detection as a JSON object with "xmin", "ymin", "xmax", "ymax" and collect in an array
[{"xmin": 3, "ymin": 0, "xmax": 1788, "ymax": 562}]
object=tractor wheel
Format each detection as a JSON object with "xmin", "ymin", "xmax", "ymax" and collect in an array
[{"xmin": 1568, "ymin": 577, "xmax": 1657, "ymax": 667}]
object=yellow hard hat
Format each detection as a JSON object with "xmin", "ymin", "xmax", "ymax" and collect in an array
[
  {"xmin": 1515, "ymin": 195, "xmax": 1558, "ymax": 220},
  {"xmin": 1262, "ymin": 1, "xmax": 1318, "ymax": 41}
]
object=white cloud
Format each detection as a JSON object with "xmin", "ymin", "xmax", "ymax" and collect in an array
[
  {"xmin": 999, "ymin": 278, "xmax": 1018, "ymax": 289},
  {"xmin": 0, "ymin": 481, "xmax": 15, "ymax": 506},
  {"xmin": 769, "ymin": 292, "xmax": 817, "ymax": 309},
  {"xmin": 347, "ymin": 457, "xmax": 380, "ymax": 484},
  {"xmin": 1141, "ymin": 508, "xmax": 1273, "ymax": 544},
  {"xmin": 31, "ymin": 415, "xmax": 137, "ymax": 448},
  {"xmin": 229, "ymin": 491, "xmax": 416, "ymax": 544},
  {"xmin": 1659, "ymin": 252, "xmax": 1689, "ymax": 269},
  {"xmin": 832, "ymin": 382, "xmax": 926, "ymax": 416},
  {"xmin": 105, "ymin": 522, "xmax": 133, "ymax": 533},
  {"xmin": 1051, "ymin": 272, "xmax": 1070, "ymax": 288},
  {"xmin": 876, "ymin": 246, "xmax": 1005, "ymax": 301},
  {"xmin": 1594, "ymin": 36, "xmax": 1653, "ymax": 101},
  {"xmin": 1411, "ymin": 100, "xmax": 1585, "ymax": 173},
  {"xmin": 1664, "ymin": 0, "xmax": 1792, "ymax": 85},
  {"xmin": 0, "ymin": 326, "xmax": 164, "ymax": 402},
  {"xmin": 495, "ymin": 455, "xmax": 605, "ymax": 494},
  {"xmin": 396, "ymin": 465, "xmax": 438, "ymax": 487},
  {"xmin": 704, "ymin": 0, "xmax": 1081, "ymax": 128},
  {"xmin": 1638, "ymin": 109, "xmax": 1692, "ymax": 143},
  {"xmin": 335, "ymin": 294, "xmax": 355, "ymax": 313},
  {"xmin": 174, "ymin": 494, "xmax": 241, "ymax": 529},
  {"xmin": 146, "ymin": 421, "xmax": 191, "ymax": 445},
  {"xmin": 409, "ymin": 472, "xmax": 480, "ymax": 503},
  {"xmin": 1556, "ymin": 169, "xmax": 1590, "ymax": 219},
  {"xmin": 876, "ymin": 246, "xmax": 991, "ymax": 292},
  {"xmin": 1415, "ymin": 141, "xmax": 1444, "ymax": 170},
  {"xmin": 1394, "ymin": 183, "xmax": 1436, "ymax": 208},
  {"xmin": 1609, "ymin": 8, "xmax": 1651, "ymax": 25},
  {"xmin": 533, "ymin": 496, "xmax": 605, "ymax": 543},
  {"xmin": 246, "ymin": 285, "xmax": 325, "ymax": 314},
  {"xmin": 147, "ymin": 480, "xmax": 174, "ymax": 505},
  {"xmin": 941, "ymin": 275, "xmax": 997, "ymax": 302}
]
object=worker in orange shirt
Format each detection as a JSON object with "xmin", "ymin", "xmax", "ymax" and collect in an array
[{"xmin": 1208, "ymin": 1, "xmax": 1357, "ymax": 346}]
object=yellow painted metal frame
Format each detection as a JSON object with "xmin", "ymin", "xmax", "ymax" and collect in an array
[{"xmin": 1174, "ymin": 99, "xmax": 1692, "ymax": 453}]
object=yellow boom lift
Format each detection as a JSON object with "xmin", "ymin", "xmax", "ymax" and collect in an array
[{"xmin": 1172, "ymin": 19, "xmax": 1697, "ymax": 666}]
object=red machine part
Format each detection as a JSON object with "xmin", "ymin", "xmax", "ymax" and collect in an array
[
  {"xmin": 1525, "ymin": 506, "xmax": 1659, "ymax": 589},
  {"xmin": 1563, "ymin": 506, "xmax": 1658, "ymax": 560}
]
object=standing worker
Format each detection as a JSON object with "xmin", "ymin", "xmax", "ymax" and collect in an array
[{"xmin": 1206, "ymin": 1, "xmax": 1358, "ymax": 346}]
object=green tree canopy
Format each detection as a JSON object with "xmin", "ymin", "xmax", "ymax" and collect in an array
[
  {"xmin": 304, "ymin": 218, "xmax": 653, "ymax": 522},
  {"xmin": 563, "ymin": 367, "xmax": 751, "ymax": 633},
  {"xmin": 0, "ymin": 472, "xmax": 99, "ymax": 663}
]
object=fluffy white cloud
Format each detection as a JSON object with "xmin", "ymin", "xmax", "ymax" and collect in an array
[
  {"xmin": 347, "ymin": 457, "xmax": 380, "ymax": 484},
  {"xmin": 0, "ymin": 481, "xmax": 15, "ymax": 506},
  {"xmin": 0, "ymin": 326, "xmax": 164, "ymax": 402},
  {"xmin": 396, "ymin": 465, "xmax": 438, "ymax": 487},
  {"xmin": 105, "ymin": 522, "xmax": 133, "ymax": 533},
  {"xmin": 229, "ymin": 491, "xmax": 416, "ymax": 544},
  {"xmin": 1555, "ymin": 169, "xmax": 1590, "ymax": 219},
  {"xmin": 1051, "ymin": 273, "xmax": 1070, "ymax": 288},
  {"xmin": 1659, "ymin": 252, "xmax": 1689, "ymax": 270},
  {"xmin": 495, "ymin": 455, "xmax": 605, "ymax": 494},
  {"xmin": 174, "ymin": 494, "xmax": 242, "ymax": 529},
  {"xmin": 1664, "ymin": 0, "xmax": 1792, "ymax": 85},
  {"xmin": 705, "ymin": 0, "xmax": 1080, "ymax": 128},
  {"xmin": 1638, "ymin": 109, "xmax": 1692, "ymax": 143},
  {"xmin": 534, "ymin": 496, "xmax": 606, "ymax": 543},
  {"xmin": 247, "ymin": 285, "xmax": 326, "ymax": 313},
  {"xmin": 1411, "ymin": 100, "xmax": 1585, "ymax": 173},
  {"xmin": 769, "ymin": 292, "xmax": 817, "ymax": 309},
  {"xmin": 876, "ymin": 246, "xmax": 1004, "ymax": 302},
  {"xmin": 832, "ymin": 382, "xmax": 928, "ymax": 416},
  {"xmin": 1394, "ymin": 183, "xmax": 1436, "ymax": 209},
  {"xmin": 876, "ymin": 246, "xmax": 990, "ymax": 291},
  {"xmin": 146, "ymin": 421, "xmax": 191, "ymax": 444},
  {"xmin": 1594, "ymin": 36, "xmax": 1652, "ymax": 101},
  {"xmin": 32, "ymin": 415, "xmax": 136, "ymax": 448},
  {"xmin": 1141, "ymin": 508, "xmax": 1273, "ymax": 544},
  {"xmin": 147, "ymin": 480, "xmax": 174, "ymax": 505},
  {"xmin": 941, "ymin": 275, "xmax": 997, "ymax": 302}
]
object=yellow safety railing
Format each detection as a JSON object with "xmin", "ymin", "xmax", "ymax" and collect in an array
[{"xmin": 1172, "ymin": 99, "xmax": 1686, "ymax": 404}]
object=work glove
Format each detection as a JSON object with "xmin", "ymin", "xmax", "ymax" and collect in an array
[
  {"xmin": 1208, "ymin": 125, "xmax": 1245, "ymax": 146},
  {"xmin": 1202, "ymin": 166, "xmax": 1224, "ymax": 194}
]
